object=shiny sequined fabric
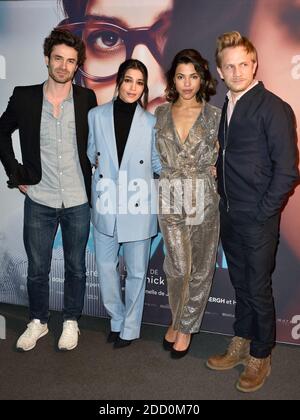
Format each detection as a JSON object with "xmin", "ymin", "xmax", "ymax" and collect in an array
[{"xmin": 155, "ymin": 102, "xmax": 221, "ymax": 333}]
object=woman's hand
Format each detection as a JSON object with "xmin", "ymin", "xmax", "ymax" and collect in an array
[
  {"xmin": 18, "ymin": 185, "xmax": 28, "ymax": 194},
  {"xmin": 210, "ymin": 166, "xmax": 217, "ymax": 179}
]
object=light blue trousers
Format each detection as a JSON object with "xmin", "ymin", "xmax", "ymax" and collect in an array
[{"xmin": 93, "ymin": 227, "xmax": 151, "ymax": 340}]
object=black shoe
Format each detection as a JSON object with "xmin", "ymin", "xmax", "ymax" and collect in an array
[
  {"xmin": 114, "ymin": 337, "xmax": 132, "ymax": 349},
  {"xmin": 170, "ymin": 335, "xmax": 192, "ymax": 359},
  {"xmin": 107, "ymin": 331, "xmax": 120, "ymax": 343},
  {"xmin": 163, "ymin": 337, "xmax": 175, "ymax": 351}
]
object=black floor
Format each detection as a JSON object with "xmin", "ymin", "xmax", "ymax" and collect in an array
[{"xmin": 0, "ymin": 303, "xmax": 299, "ymax": 400}]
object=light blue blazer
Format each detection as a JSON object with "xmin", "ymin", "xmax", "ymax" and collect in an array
[{"xmin": 87, "ymin": 100, "xmax": 161, "ymax": 243}]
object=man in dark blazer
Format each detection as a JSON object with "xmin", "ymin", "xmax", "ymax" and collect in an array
[
  {"xmin": 0, "ymin": 29, "xmax": 97, "ymax": 352},
  {"xmin": 206, "ymin": 32, "xmax": 299, "ymax": 392}
]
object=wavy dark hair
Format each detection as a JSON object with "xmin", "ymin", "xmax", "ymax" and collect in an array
[
  {"xmin": 43, "ymin": 28, "xmax": 86, "ymax": 68},
  {"xmin": 115, "ymin": 59, "xmax": 149, "ymax": 109},
  {"xmin": 165, "ymin": 49, "xmax": 217, "ymax": 103}
]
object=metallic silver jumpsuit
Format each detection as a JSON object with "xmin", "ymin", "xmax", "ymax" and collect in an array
[{"xmin": 155, "ymin": 102, "xmax": 221, "ymax": 333}]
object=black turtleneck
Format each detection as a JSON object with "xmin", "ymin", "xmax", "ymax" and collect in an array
[{"xmin": 113, "ymin": 96, "xmax": 137, "ymax": 165}]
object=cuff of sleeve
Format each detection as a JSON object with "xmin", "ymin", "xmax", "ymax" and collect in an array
[{"xmin": 7, "ymin": 171, "xmax": 19, "ymax": 188}]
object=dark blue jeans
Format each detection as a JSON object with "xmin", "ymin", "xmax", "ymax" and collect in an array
[
  {"xmin": 23, "ymin": 196, "xmax": 90, "ymax": 323},
  {"xmin": 220, "ymin": 207, "xmax": 280, "ymax": 358}
]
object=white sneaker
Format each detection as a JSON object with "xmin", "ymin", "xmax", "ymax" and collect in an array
[
  {"xmin": 16, "ymin": 319, "xmax": 48, "ymax": 352},
  {"xmin": 58, "ymin": 320, "xmax": 80, "ymax": 351}
]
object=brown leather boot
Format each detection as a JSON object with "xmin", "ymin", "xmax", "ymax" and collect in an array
[
  {"xmin": 206, "ymin": 336, "xmax": 250, "ymax": 370},
  {"xmin": 236, "ymin": 355, "xmax": 271, "ymax": 393}
]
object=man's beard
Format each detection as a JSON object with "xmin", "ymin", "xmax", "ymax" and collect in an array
[{"xmin": 49, "ymin": 69, "xmax": 74, "ymax": 84}]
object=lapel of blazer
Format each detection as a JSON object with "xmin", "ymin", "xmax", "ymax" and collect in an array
[
  {"xmin": 73, "ymin": 85, "xmax": 86, "ymax": 161},
  {"xmin": 103, "ymin": 101, "xmax": 119, "ymax": 170},
  {"xmin": 31, "ymin": 84, "xmax": 44, "ymax": 151},
  {"xmin": 120, "ymin": 104, "xmax": 145, "ymax": 170}
]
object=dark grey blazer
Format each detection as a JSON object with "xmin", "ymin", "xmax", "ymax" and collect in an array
[{"xmin": 0, "ymin": 83, "xmax": 97, "ymax": 203}]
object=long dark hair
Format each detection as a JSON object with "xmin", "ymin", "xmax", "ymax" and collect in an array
[
  {"xmin": 165, "ymin": 49, "xmax": 217, "ymax": 103},
  {"xmin": 116, "ymin": 59, "xmax": 149, "ymax": 109}
]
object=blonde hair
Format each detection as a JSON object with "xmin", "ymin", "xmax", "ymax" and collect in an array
[{"xmin": 215, "ymin": 31, "xmax": 257, "ymax": 67}]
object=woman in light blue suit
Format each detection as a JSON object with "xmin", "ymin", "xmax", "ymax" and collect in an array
[{"xmin": 87, "ymin": 59, "xmax": 161, "ymax": 348}]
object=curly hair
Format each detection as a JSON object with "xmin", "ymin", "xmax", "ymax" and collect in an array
[
  {"xmin": 43, "ymin": 28, "xmax": 86, "ymax": 68},
  {"xmin": 165, "ymin": 49, "xmax": 217, "ymax": 103}
]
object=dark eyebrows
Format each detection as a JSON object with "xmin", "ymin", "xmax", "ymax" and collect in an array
[
  {"xmin": 176, "ymin": 72, "xmax": 199, "ymax": 76},
  {"xmin": 52, "ymin": 54, "xmax": 76, "ymax": 62},
  {"xmin": 84, "ymin": 9, "xmax": 172, "ymax": 28},
  {"xmin": 84, "ymin": 14, "xmax": 128, "ymax": 27},
  {"xmin": 124, "ymin": 76, "xmax": 144, "ymax": 82}
]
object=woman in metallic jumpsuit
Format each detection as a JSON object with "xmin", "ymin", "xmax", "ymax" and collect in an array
[{"xmin": 155, "ymin": 49, "xmax": 221, "ymax": 358}]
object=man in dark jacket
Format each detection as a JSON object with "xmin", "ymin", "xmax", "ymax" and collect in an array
[
  {"xmin": 206, "ymin": 31, "xmax": 299, "ymax": 393},
  {"xmin": 0, "ymin": 29, "xmax": 97, "ymax": 352}
]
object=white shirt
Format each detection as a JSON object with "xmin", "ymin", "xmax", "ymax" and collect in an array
[{"xmin": 226, "ymin": 80, "xmax": 259, "ymax": 124}]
